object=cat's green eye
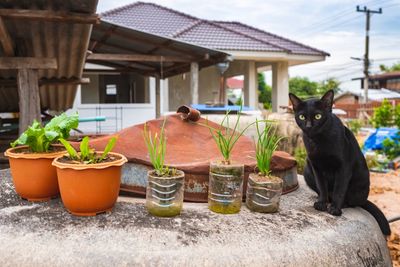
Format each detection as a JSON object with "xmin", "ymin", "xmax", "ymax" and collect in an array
[
  {"xmin": 299, "ymin": 114, "xmax": 306, "ymax": 120},
  {"xmin": 315, "ymin": 114, "xmax": 322, "ymax": 120}
]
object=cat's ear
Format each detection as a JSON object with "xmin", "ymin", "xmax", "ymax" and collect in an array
[
  {"xmin": 289, "ymin": 93, "xmax": 302, "ymax": 111},
  {"xmin": 320, "ymin": 90, "xmax": 334, "ymax": 110}
]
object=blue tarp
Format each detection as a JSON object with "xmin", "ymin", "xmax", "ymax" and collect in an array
[{"xmin": 363, "ymin": 127, "xmax": 400, "ymax": 151}]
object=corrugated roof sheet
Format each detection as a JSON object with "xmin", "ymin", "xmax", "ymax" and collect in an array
[
  {"xmin": 102, "ymin": 1, "xmax": 328, "ymax": 56},
  {"xmin": 0, "ymin": 0, "xmax": 98, "ymax": 112}
]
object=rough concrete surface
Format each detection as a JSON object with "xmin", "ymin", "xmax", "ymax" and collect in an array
[{"xmin": 0, "ymin": 169, "xmax": 391, "ymax": 267}]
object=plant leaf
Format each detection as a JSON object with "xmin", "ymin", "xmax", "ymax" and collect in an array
[
  {"xmin": 100, "ymin": 137, "xmax": 117, "ymax": 161},
  {"xmin": 59, "ymin": 138, "xmax": 78, "ymax": 159}
]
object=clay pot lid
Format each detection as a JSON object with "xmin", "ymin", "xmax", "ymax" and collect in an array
[{"xmin": 86, "ymin": 113, "xmax": 296, "ymax": 173}]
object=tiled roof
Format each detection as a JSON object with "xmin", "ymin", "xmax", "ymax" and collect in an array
[{"xmin": 102, "ymin": 2, "xmax": 329, "ymax": 56}]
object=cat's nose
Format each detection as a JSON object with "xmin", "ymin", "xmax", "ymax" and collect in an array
[{"xmin": 306, "ymin": 121, "xmax": 312, "ymax": 128}]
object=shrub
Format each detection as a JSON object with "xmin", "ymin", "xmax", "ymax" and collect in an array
[
  {"xmin": 382, "ymin": 136, "xmax": 400, "ymax": 160},
  {"xmin": 347, "ymin": 119, "xmax": 363, "ymax": 135},
  {"xmin": 294, "ymin": 146, "xmax": 307, "ymax": 174}
]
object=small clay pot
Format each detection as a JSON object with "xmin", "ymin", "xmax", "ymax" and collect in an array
[
  {"xmin": 146, "ymin": 170, "xmax": 185, "ymax": 217},
  {"xmin": 4, "ymin": 145, "xmax": 66, "ymax": 202},
  {"xmin": 208, "ymin": 161, "xmax": 244, "ymax": 214},
  {"xmin": 246, "ymin": 173, "xmax": 283, "ymax": 213},
  {"xmin": 52, "ymin": 152, "xmax": 127, "ymax": 216}
]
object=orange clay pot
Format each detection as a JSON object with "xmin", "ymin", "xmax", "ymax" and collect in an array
[
  {"xmin": 52, "ymin": 152, "xmax": 127, "ymax": 216},
  {"xmin": 4, "ymin": 146, "xmax": 66, "ymax": 202}
]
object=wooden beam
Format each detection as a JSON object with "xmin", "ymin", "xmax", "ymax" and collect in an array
[
  {"xmin": 17, "ymin": 69, "xmax": 41, "ymax": 134},
  {"xmin": 0, "ymin": 17, "xmax": 14, "ymax": 56},
  {"xmin": 0, "ymin": 9, "xmax": 99, "ymax": 24},
  {"xmin": 0, "ymin": 77, "xmax": 89, "ymax": 86},
  {"xmin": 0, "ymin": 57, "xmax": 57, "ymax": 69},
  {"xmin": 87, "ymin": 53, "xmax": 191, "ymax": 63}
]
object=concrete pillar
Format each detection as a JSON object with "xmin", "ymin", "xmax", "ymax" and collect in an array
[
  {"xmin": 244, "ymin": 61, "xmax": 257, "ymax": 109},
  {"xmin": 190, "ymin": 62, "xmax": 199, "ymax": 105},
  {"xmin": 272, "ymin": 61, "xmax": 289, "ymax": 113},
  {"xmin": 155, "ymin": 76, "xmax": 161, "ymax": 118},
  {"xmin": 161, "ymin": 79, "xmax": 169, "ymax": 113}
]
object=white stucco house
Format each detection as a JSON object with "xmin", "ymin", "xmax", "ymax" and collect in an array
[{"xmin": 72, "ymin": 2, "xmax": 329, "ymax": 133}]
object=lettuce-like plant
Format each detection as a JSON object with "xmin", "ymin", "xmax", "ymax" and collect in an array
[
  {"xmin": 59, "ymin": 136, "xmax": 117, "ymax": 164},
  {"xmin": 11, "ymin": 113, "xmax": 79, "ymax": 153}
]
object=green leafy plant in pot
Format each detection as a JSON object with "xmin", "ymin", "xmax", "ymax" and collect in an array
[
  {"xmin": 246, "ymin": 120, "xmax": 284, "ymax": 213},
  {"xmin": 143, "ymin": 119, "xmax": 185, "ymax": 217},
  {"xmin": 4, "ymin": 113, "xmax": 78, "ymax": 201},
  {"xmin": 52, "ymin": 136, "xmax": 127, "ymax": 216},
  {"xmin": 204, "ymin": 107, "xmax": 255, "ymax": 214}
]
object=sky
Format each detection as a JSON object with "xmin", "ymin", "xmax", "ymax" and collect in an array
[{"xmin": 96, "ymin": 0, "xmax": 400, "ymax": 91}]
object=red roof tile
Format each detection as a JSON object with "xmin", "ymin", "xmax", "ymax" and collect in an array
[{"xmin": 102, "ymin": 2, "xmax": 329, "ymax": 56}]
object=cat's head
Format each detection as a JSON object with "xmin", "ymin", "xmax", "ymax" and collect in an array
[{"xmin": 289, "ymin": 90, "xmax": 334, "ymax": 136}]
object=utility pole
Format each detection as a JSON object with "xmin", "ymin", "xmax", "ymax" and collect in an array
[{"xmin": 356, "ymin": 5, "xmax": 382, "ymax": 104}]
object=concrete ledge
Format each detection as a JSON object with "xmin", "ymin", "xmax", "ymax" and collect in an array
[{"xmin": 0, "ymin": 169, "xmax": 391, "ymax": 267}]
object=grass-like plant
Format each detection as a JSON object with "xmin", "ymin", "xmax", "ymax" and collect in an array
[
  {"xmin": 254, "ymin": 120, "xmax": 284, "ymax": 176},
  {"xmin": 203, "ymin": 105, "xmax": 257, "ymax": 165},
  {"xmin": 59, "ymin": 136, "xmax": 117, "ymax": 164},
  {"xmin": 143, "ymin": 119, "xmax": 176, "ymax": 177}
]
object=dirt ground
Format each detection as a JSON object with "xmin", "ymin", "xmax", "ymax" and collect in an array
[{"xmin": 369, "ymin": 169, "xmax": 400, "ymax": 266}]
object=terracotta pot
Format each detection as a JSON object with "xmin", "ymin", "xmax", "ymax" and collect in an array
[
  {"xmin": 52, "ymin": 152, "xmax": 127, "ymax": 216},
  {"xmin": 4, "ymin": 145, "xmax": 66, "ymax": 202}
]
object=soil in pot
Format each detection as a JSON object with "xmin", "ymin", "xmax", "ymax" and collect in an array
[
  {"xmin": 146, "ymin": 170, "xmax": 185, "ymax": 217},
  {"xmin": 208, "ymin": 161, "xmax": 244, "ymax": 214},
  {"xmin": 52, "ymin": 152, "xmax": 127, "ymax": 216},
  {"xmin": 4, "ymin": 145, "xmax": 66, "ymax": 202},
  {"xmin": 246, "ymin": 173, "xmax": 283, "ymax": 213}
]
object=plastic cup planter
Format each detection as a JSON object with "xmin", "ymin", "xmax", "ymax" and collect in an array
[
  {"xmin": 208, "ymin": 161, "xmax": 244, "ymax": 214},
  {"xmin": 4, "ymin": 145, "xmax": 66, "ymax": 201},
  {"xmin": 52, "ymin": 152, "xmax": 127, "ymax": 216},
  {"xmin": 146, "ymin": 169, "xmax": 185, "ymax": 217},
  {"xmin": 246, "ymin": 173, "xmax": 283, "ymax": 213}
]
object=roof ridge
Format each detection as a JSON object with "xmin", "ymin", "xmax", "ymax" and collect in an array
[
  {"xmin": 217, "ymin": 21, "xmax": 329, "ymax": 56},
  {"xmin": 172, "ymin": 19, "xmax": 203, "ymax": 38},
  {"xmin": 204, "ymin": 20, "xmax": 289, "ymax": 52},
  {"xmin": 102, "ymin": 1, "xmax": 200, "ymax": 21},
  {"xmin": 101, "ymin": 1, "xmax": 142, "ymax": 16}
]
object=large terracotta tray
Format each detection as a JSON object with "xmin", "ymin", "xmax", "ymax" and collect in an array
[{"xmin": 87, "ymin": 112, "xmax": 298, "ymax": 202}]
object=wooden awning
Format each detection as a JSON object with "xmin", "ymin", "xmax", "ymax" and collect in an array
[{"xmin": 86, "ymin": 20, "xmax": 230, "ymax": 78}]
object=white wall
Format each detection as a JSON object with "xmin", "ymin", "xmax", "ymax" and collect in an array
[{"xmin": 69, "ymin": 78, "xmax": 156, "ymax": 134}]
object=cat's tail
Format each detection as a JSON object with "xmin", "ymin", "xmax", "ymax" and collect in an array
[{"xmin": 361, "ymin": 200, "xmax": 391, "ymax": 236}]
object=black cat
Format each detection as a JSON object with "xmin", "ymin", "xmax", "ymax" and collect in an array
[{"xmin": 289, "ymin": 90, "xmax": 390, "ymax": 235}]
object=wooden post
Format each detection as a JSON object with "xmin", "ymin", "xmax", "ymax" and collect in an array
[
  {"xmin": 190, "ymin": 62, "xmax": 199, "ymax": 105},
  {"xmin": 155, "ymin": 76, "xmax": 161, "ymax": 118},
  {"xmin": 17, "ymin": 69, "xmax": 41, "ymax": 134}
]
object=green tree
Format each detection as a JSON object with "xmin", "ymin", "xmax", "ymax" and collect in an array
[
  {"xmin": 258, "ymin": 73, "xmax": 272, "ymax": 109},
  {"xmin": 370, "ymin": 99, "xmax": 395, "ymax": 128},
  {"xmin": 317, "ymin": 77, "xmax": 341, "ymax": 94},
  {"xmin": 289, "ymin": 76, "xmax": 318, "ymax": 97},
  {"xmin": 379, "ymin": 62, "xmax": 400, "ymax": 72}
]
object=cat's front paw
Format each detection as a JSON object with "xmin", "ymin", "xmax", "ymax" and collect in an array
[
  {"xmin": 328, "ymin": 205, "xmax": 342, "ymax": 216},
  {"xmin": 313, "ymin": 201, "xmax": 327, "ymax": 211}
]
